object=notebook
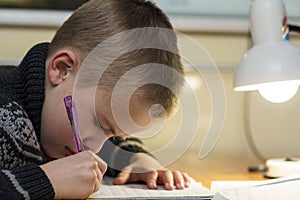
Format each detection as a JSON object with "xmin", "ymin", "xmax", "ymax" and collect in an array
[
  {"xmin": 89, "ymin": 177, "xmax": 214, "ymax": 199},
  {"xmin": 211, "ymin": 174, "xmax": 300, "ymax": 200}
]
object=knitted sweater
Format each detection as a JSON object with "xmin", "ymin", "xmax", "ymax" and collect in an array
[{"xmin": 0, "ymin": 43, "xmax": 149, "ymax": 200}]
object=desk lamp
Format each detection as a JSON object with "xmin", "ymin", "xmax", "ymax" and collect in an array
[
  {"xmin": 234, "ymin": 0, "xmax": 300, "ymax": 178},
  {"xmin": 234, "ymin": 0, "xmax": 300, "ymax": 103}
]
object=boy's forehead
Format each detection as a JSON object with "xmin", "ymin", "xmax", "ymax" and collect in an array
[
  {"xmin": 97, "ymin": 94, "xmax": 151, "ymax": 123},
  {"xmin": 94, "ymin": 92, "xmax": 160, "ymax": 134}
]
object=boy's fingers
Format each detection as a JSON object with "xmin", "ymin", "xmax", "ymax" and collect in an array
[
  {"xmin": 160, "ymin": 170, "xmax": 174, "ymax": 190},
  {"xmin": 93, "ymin": 170, "xmax": 101, "ymax": 193},
  {"xmin": 182, "ymin": 172, "xmax": 191, "ymax": 187},
  {"xmin": 145, "ymin": 171, "xmax": 158, "ymax": 189},
  {"xmin": 96, "ymin": 160, "xmax": 107, "ymax": 175},
  {"xmin": 113, "ymin": 171, "xmax": 131, "ymax": 185},
  {"xmin": 94, "ymin": 162, "xmax": 103, "ymax": 183},
  {"xmin": 172, "ymin": 171, "xmax": 185, "ymax": 189},
  {"xmin": 87, "ymin": 150, "xmax": 107, "ymax": 174}
]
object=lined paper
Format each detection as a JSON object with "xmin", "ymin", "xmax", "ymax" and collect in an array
[{"xmin": 89, "ymin": 178, "xmax": 214, "ymax": 199}]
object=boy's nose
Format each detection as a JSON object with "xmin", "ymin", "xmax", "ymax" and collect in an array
[{"xmin": 84, "ymin": 136, "xmax": 108, "ymax": 153}]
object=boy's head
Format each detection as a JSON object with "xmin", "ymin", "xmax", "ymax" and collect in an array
[
  {"xmin": 48, "ymin": 0, "xmax": 173, "ymax": 58},
  {"xmin": 42, "ymin": 0, "xmax": 184, "ymax": 157}
]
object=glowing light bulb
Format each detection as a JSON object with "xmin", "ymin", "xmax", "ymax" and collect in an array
[{"xmin": 258, "ymin": 82, "xmax": 299, "ymax": 103}]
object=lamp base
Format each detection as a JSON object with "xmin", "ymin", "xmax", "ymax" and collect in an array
[{"xmin": 264, "ymin": 157, "xmax": 300, "ymax": 178}]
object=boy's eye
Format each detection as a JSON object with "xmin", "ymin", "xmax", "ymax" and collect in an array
[
  {"xmin": 93, "ymin": 116, "xmax": 115, "ymax": 136},
  {"xmin": 93, "ymin": 116, "xmax": 102, "ymax": 129}
]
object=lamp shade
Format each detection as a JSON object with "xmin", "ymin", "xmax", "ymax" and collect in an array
[
  {"xmin": 233, "ymin": 0, "xmax": 300, "ymax": 103},
  {"xmin": 234, "ymin": 41, "xmax": 300, "ymax": 91}
]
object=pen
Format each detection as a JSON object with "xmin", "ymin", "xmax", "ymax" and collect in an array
[{"xmin": 64, "ymin": 95, "xmax": 85, "ymax": 152}]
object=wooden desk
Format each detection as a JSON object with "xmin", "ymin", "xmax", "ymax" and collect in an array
[{"xmin": 167, "ymin": 152, "xmax": 267, "ymax": 188}]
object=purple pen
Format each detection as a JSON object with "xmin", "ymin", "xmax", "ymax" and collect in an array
[{"xmin": 64, "ymin": 95, "xmax": 85, "ymax": 152}]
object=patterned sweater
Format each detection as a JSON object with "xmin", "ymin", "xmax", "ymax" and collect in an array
[{"xmin": 0, "ymin": 43, "xmax": 149, "ymax": 199}]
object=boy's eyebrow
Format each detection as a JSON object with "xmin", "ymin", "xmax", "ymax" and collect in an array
[
  {"xmin": 93, "ymin": 116, "xmax": 102, "ymax": 128},
  {"xmin": 96, "ymin": 114, "xmax": 117, "ymax": 135},
  {"xmin": 105, "ymin": 117, "xmax": 125, "ymax": 136}
]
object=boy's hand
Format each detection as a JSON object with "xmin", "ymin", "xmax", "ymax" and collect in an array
[
  {"xmin": 40, "ymin": 150, "xmax": 107, "ymax": 199},
  {"xmin": 113, "ymin": 153, "xmax": 191, "ymax": 190}
]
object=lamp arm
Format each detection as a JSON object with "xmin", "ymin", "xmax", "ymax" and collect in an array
[{"xmin": 243, "ymin": 92, "xmax": 267, "ymax": 162}]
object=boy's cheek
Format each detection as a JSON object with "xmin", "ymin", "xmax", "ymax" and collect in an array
[{"xmin": 83, "ymin": 131, "xmax": 109, "ymax": 153}]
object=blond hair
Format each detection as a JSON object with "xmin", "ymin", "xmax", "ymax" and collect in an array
[{"xmin": 48, "ymin": 0, "xmax": 184, "ymax": 117}]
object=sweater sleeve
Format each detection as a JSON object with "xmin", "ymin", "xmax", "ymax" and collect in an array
[
  {"xmin": 98, "ymin": 136, "xmax": 153, "ymax": 177},
  {"xmin": 0, "ymin": 101, "xmax": 55, "ymax": 199},
  {"xmin": 0, "ymin": 164, "xmax": 54, "ymax": 200}
]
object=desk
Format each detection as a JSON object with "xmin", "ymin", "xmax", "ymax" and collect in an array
[{"xmin": 167, "ymin": 152, "xmax": 267, "ymax": 188}]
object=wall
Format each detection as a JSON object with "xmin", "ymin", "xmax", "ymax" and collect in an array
[{"xmin": 1, "ymin": 25, "xmax": 300, "ymax": 165}]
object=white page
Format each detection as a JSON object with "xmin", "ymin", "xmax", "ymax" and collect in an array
[
  {"xmin": 212, "ymin": 175, "xmax": 300, "ymax": 200},
  {"xmin": 89, "ymin": 177, "xmax": 214, "ymax": 199},
  {"xmin": 211, "ymin": 180, "xmax": 265, "ymax": 190}
]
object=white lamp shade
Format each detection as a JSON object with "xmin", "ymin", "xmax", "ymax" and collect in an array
[
  {"xmin": 234, "ymin": 41, "xmax": 300, "ymax": 92},
  {"xmin": 234, "ymin": 0, "xmax": 300, "ymax": 103}
]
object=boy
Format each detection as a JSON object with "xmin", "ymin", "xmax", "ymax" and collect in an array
[{"xmin": 0, "ymin": 0, "xmax": 189, "ymax": 199}]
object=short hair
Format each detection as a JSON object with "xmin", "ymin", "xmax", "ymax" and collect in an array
[{"xmin": 48, "ymin": 0, "xmax": 184, "ymax": 117}]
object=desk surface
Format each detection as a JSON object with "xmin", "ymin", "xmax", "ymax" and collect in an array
[{"xmin": 165, "ymin": 152, "xmax": 267, "ymax": 188}]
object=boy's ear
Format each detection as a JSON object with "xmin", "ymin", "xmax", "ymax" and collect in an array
[{"xmin": 47, "ymin": 49, "xmax": 79, "ymax": 86}]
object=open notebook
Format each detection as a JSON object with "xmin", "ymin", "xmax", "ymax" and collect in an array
[
  {"xmin": 89, "ymin": 177, "xmax": 214, "ymax": 199},
  {"xmin": 211, "ymin": 174, "xmax": 300, "ymax": 200},
  {"xmin": 89, "ymin": 174, "xmax": 300, "ymax": 199}
]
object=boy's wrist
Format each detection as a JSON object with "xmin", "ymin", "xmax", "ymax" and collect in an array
[{"xmin": 8, "ymin": 164, "xmax": 55, "ymax": 200}]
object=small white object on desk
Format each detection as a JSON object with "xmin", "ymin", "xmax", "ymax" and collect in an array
[{"xmin": 265, "ymin": 157, "xmax": 300, "ymax": 178}]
